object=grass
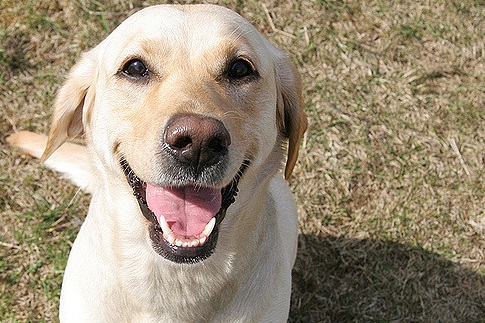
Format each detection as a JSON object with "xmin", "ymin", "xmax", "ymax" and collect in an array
[{"xmin": 1, "ymin": 0, "xmax": 484, "ymax": 322}]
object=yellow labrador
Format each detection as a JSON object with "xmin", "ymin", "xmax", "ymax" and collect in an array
[{"xmin": 8, "ymin": 4, "xmax": 306, "ymax": 322}]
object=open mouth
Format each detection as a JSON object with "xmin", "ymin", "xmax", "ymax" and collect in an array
[{"xmin": 120, "ymin": 158, "xmax": 248, "ymax": 264}]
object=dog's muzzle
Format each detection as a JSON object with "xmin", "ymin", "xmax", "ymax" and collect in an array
[{"xmin": 120, "ymin": 114, "xmax": 249, "ymax": 264}]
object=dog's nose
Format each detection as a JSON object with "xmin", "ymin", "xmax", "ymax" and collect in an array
[{"xmin": 164, "ymin": 114, "xmax": 231, "ymax": 170}]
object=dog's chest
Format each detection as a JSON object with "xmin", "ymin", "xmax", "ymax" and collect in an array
[{"xmin": 117, "ymin": 258, "xmax": 240, "ymax": 322}]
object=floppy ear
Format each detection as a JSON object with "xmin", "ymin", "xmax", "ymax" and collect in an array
[
  {"xmin": 275, "ymin": 53, "xmax": 308, "ymax": 180},
  {"xmin": 41, "ymin": 50, "xmax": 98, "ymax": 162}
]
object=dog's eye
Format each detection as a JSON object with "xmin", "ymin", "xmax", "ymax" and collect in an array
[
  {"xmin": 122, "ymin": 59, "xmax": 149, "ymax": 78},
  {"xmin": 227, "ymin": 59, "xmax": 255, "ymax": 80}
]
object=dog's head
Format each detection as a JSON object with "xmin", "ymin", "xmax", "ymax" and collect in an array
[{"xmin": 41, "ymin": 5, "xmax": 307, "ymax": 263}]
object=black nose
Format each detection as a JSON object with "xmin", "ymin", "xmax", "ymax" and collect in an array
[{"xmin": 163, "ymin": 114, "xmax": 231, "ymax": 172}]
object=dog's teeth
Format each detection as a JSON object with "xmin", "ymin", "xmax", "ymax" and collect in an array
[
  {"xmin": 158, "ymin": 216, "xmax": 172, "ymax": 235},
  {"xmin": 165, "ymin": 234, "xmax": 211, "ymax": 248},
  {"xmin": 165, "ymin": 233, "xmax": 175, "ymax": 245},
  {"xmin": 202, "ymin": 217, "xmax": 216, "ymax": 237},
  {"xmin": 182, "ymin": 241, "xmax": 191, "ymax": 248}
]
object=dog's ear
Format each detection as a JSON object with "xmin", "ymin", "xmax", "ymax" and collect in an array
[
  {"xmin": 275, "ymin": 53, "xmax": 307, "ymax": 180},
  {"xmin": 41, "ymin": 50, "xmax": 98, "ymax": 162}
]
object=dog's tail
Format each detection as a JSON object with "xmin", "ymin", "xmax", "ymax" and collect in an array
[{"xmin": 7, "ymin": 131, "xmax": 94, "ymax": 193}]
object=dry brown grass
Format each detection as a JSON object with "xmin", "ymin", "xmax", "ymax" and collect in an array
[{"xmin": 1, "ymin": 0, "xmax": 484, "ymax": 322}]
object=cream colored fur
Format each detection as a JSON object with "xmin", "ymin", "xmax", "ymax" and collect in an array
[{"xmin": 8, "ymin": 4, "xmax": 306, "ymax": 322}]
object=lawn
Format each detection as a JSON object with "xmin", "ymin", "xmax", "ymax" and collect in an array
[{"xmin": 1, "ymin": 0, "xmax": 484, "ymax": 322}]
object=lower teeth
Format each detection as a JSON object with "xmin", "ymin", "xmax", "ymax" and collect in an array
[
  {"xmin": 159, "ymin": 217, "xmax": 216, "ymax": 248},
  {"xmin": 163, "ymin": 233, "xmax": 209, "ymax": 248}
]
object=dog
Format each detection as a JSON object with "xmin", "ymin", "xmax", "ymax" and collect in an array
[{"xmin": 8, "ymin": 4, "xmax": 307, "ymax": 322}]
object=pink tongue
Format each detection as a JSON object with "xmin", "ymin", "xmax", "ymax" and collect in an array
[{"xmin": 145, "ymin": 184, "xmax": 221, "ymax": 237}]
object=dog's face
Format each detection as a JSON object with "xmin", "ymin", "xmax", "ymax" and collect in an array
[{"xmin": 41, "ymin": 5, "xmax": 306, "ymax": 264}]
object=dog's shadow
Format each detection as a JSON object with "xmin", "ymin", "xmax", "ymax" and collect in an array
[{"xmin": 289, "ymin": 234, "xmax": 485, "ymax": 323}]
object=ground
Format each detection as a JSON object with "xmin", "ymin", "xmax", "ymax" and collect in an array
[{"xmin": 1, "ymin": 0, "xmax": 484, "ymax": 322}]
